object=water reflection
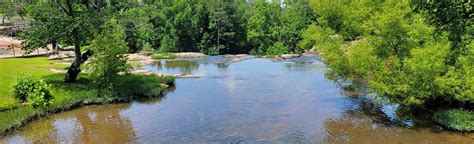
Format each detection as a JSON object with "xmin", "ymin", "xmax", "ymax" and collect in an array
[
  {"xmin": 148, "ymin": 60, "xmax": 199, "ymax": 74},
  {"xmin": 2, "ymin": 104, "xmax": 137, "ymax": 143},
  {"xmin": 322, "ymin": 105, "xmax": 474, "ymax": 143}
]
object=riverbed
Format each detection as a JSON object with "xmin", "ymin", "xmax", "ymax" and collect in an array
[{"xmin": 1, "ymin": 56, "xmax": 472, "ymax": 143}]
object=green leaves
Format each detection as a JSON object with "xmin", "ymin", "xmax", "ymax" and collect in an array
[
  {"xmin": 86, "ymin": 18, "xmax": 129, "ymax": 94},
  {"xmin": 304, "ymin": 0, "xmax": 473, "ymax": 107},
  {"xmin": 11, "ymin": 75, "xmax": 53, "ymax": 108}
]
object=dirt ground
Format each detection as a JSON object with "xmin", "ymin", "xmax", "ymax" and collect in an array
[
  {"xmin": 0, "ymin": 36, "xmax": 22, "ymax": 55},
  {"xmin": 0, "ymin": 36, "xmax": 49, "ymax": 58}
]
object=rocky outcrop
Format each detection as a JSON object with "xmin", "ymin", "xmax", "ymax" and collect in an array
[
  {"xmin": 280, "ymin": 54, "xmax": 300, "ymax": 59},
  {"xmin": 174, "ymin": 52, "xmax": 206, "ymax": 59},
  {"xmin": 48, "ymin": 51, "xmax": 75, "ymax": 60},
  {"xmin": 131, "ymin": 69, "xmax": 152, "ymax": 75},
  {"xmin": 225, "ymin": 54, "xmax": 253, "ymax": 63},
  {"xmin": 156, "ymin": 73, "xmax": 200, "ymax": 78}
]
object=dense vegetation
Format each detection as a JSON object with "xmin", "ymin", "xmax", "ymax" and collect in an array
[
  {"xmin": 302, "ymin": 1, "xmax": 473, "ymax": 108},
  {"xmin": 301, "ymin": 1, "xmax": 472, "ymax": 130},
  {"xmin": 14, "ymin": 0, "xmax": 314, "ymax": 82}
]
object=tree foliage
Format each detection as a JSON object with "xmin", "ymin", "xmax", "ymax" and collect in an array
[
  {"xmin": 303, "ymin": 0, "xmax": 473, "ymax": 107},
  {"xmin": 86, "ymin": 18, "xmax": 129, "ymax": 93}
]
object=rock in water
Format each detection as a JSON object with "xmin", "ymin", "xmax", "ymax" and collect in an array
[{"xmin": 280, "ymin": 54, "xmax": 300, "ymax": 59}]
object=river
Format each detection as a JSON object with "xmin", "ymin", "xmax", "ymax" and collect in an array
[{"xmin": 1, "ymin": 56, "xmax": 472, "ymax": 143}]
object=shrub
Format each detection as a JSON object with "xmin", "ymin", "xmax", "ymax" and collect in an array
[
  {"xmin": 12, "ymin": 75, "xmax": 53, "ymax": 108},
  {"xmin": 434, "ymin": 109, "xmax": 474, "ymax": 131},
  {"xmin": 267, "ymin": 42, "xmax": 289, "ymax": 55},
  {"xmin": 27, "ymin": 79, "xmax": 53, "ymax": 108},
  {"xmin": 142, "ymin": 42, "xmax": 156, "ymax": 53},
  {"xmin": 87, "ymin": 18, "xmax": 129, "ymax": 93},
  {"xmin": 12, "ymin": 75, "xmax": 36, "ymax": 102}
]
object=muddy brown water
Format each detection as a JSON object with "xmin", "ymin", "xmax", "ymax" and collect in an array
[{"xmin": 1, "ymin": 56, "xmax": 473, "ymax": 143}]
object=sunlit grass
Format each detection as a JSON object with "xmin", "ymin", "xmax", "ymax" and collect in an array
[{"xmin": 0, "ymin": 57, "xmax": 67, "ymax": 109}]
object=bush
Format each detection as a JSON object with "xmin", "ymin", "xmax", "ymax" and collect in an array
[
  {"xmin": 142, "ymin": 42, "xmax": 156, "ymax": 53},
  {"xmin": 27, "ymin": 80, "xmax": 53, "ymax": 108},
  {"xmin": 12, "ymin": 75, "xmax": 53, "ymax": 108},
  {"xmin": 12, "ymin": 75, "xmax": 36, "ymax": 102},
  {"xmin": 434, "ymin": 109, "xmax": 474, "ymax": 131},
  {"xmin": 267, "ymin": 42, "xmax": 289, "ymax": 55},
  {"xmin": 87, "ymin": 18, "xmax": 129, "ymax": 93}
]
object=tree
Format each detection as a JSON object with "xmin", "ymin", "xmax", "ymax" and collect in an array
[
  {"xmin": 20, "ymin": 0, "xmax": 107, "ymax": 82},
  {"xmin": 200, "ymin": 0, "xmax": 249, "ymax": 54},
  {"xmin": 411, "ymin": 1, "xmax": 473, "ymax": 64},
  {"xmin": 119, "ymin": 5, "xmax": 154, "ymax": 52},
  {"xmin": 87, "ymin": 18, "xmax": 129, "ymax": 93},
  {"xmin": 247, "ymin": 0, "xmax": 281, "ymax": 55},
  {"xmin": 276, "ymin": 0, "xmax": 315, "ymax": 52},
  {"xmin": 304, "ymin": 1, "xmax": 461, "ymax": 107}
]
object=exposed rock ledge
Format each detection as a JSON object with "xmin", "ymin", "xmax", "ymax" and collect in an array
[{"xmin": 131, "ymin": 69, "xmax": 199, "ymax": 78}]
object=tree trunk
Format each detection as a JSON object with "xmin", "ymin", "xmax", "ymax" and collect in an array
[
  {"xmin": 64, "ymin": 28, "xmax": 93, "ymax": 82},
  {"xmin": 64, "ymin": 48, "xmax": 93, "ymax": 82},
  {"xmin": 64, "ymin": 42, "xmax": 82, "ymax": 82},
  {"xmin": 52, "ymin": 40, "xmax": 59, "ymax": 54}
]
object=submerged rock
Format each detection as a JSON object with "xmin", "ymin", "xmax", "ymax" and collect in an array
[
  {"xmin": 160, "ymin": 83, "xmax": 170, "ymax": 88},
  {"xmin": 155, "ymin": 73, "xmax": 199, "ymax": 78},
  {"xmin": 225, "ymin": 54, "xmax": 253, "ymax": 63},
  {"xmin": 280, "ymin": 54, "xmax": 300, "ymax": 59}
]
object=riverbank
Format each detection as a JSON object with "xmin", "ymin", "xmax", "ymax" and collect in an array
[
  {"xmin": 0, "ymin": 57, "xmax": 174, "ymax": 135},
  {"xmin": 2, "ymin": 56, "xmax": 472, "ymax": 143}
]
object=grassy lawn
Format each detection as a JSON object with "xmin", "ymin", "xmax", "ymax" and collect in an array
[
  {"xmin": 0, "ymin": 57, "xmax": 174, "ymax": 135},
  {"xmin": 0, "ymin": 57, "xmax": 67, "ymax": 109}
]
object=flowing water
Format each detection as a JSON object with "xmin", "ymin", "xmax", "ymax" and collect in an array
[{"xmin": 1, "ymin": 56, "xmax": 473, "ymax": 143}]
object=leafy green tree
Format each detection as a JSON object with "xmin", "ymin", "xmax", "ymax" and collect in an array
[
  {"xmin": 247, "ymin": 0, "xmax": 281, "ymax": 55},
  {"xmin": 87, "ymin": 18, "xmax": 129, "ymax": 93},
  {"xmin": 304, "ymin": 1, "xmax": 464, "ymax": 107},
  {"xmin": 119, "ymin": 6, "xmax": 154, "ymax": 52},
  {"xmin": 411, "ymin": 1, "xmax": 473, "ymax": 64},
  {"xmin": 276, "ymin": 0, "xmax": 315, "ymax": 52},
  {"xmin": 200, "ymin": 0, "xmax": 249, "ymax": 54},
  {"xmin": 0, "ymin": 2, "xmax": 29, "ymax": 23},
  {"xmin": 20, "ymin": 1, "xmax": 107, "ymax": 82}
]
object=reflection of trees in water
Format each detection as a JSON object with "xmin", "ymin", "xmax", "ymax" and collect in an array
[
  {"xmin": 153, "ymin": 60, "xmax": 199, "ymax": 74},
  {"xmin": 284, "ymin": 62, "xmax": 327, "ymax": 73},
  {"xmin": 216, "ymin": 62, "xmax": 229, "ymax": 72},
  {"xmin": 14, "ymin": 104, "xmax": 137, "ymax": 143},
  {"xmin": 321, "ymin": 100, "xmax": 474, "ymax": 143},
  {"xmin": 322, "ymin": 109, "xmax": 398, "ymax": 143},
  {"xmin": 134, "ymin": 95, "xmax": 167, "ymax": 105}
]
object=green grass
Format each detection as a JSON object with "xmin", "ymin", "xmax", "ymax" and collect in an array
[
  {"xmin": 434, "ymin": 109, "xmax": 474, "ymax": 131},
  {"xmin": 0, "ymin": 57, "xmax": 174, "ymax": 135},
  {"xmin": 151, "ymin": 53, "xmax": 176, "ymax": 59},
  {"xmin": 0, "ymin": 57, "xmax": 66, "ymax": 109}
]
